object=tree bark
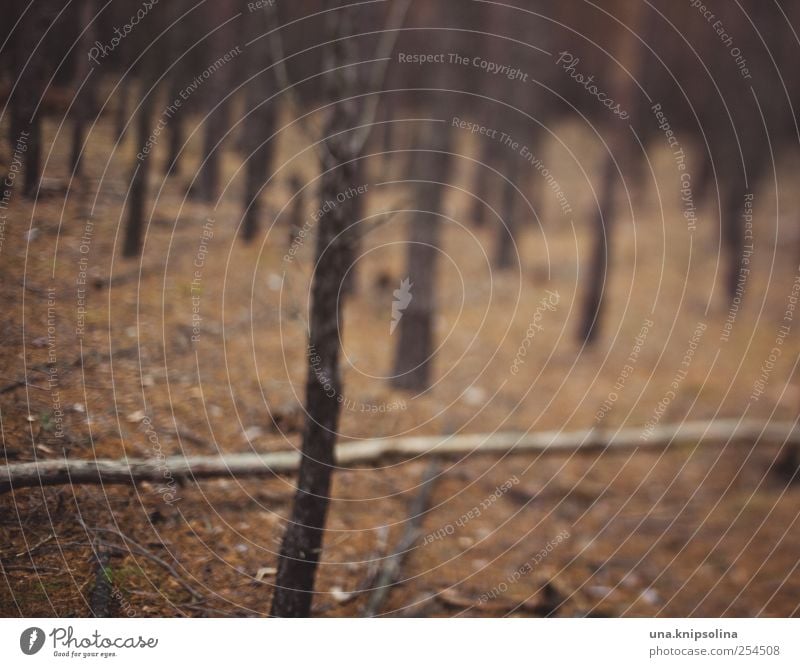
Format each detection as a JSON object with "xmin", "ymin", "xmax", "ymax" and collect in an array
[
  {"xmin": 493, "ymin": 163, "xmax": 519, "ymax": 269},
  {"xmin": 10, "ymin": 1, "xmax": 50, "ymax": 198},
  {"xmin": 577, "ymin": 154, "xmax": 616, "ymax": 345},
  {"xmin": 240, "ymin": 5, "xmax": 277, "ymax": 242},
  {"xmin": 69, "ymin": 0, "xmax": 96, "ymax": 177},
  {"xmin": 391, "ymin": 124, "xmax": 452, "ymax": 391},
  {"xmin": 270, "ymin": 153, "xmax": 357, "ymax": 616}
]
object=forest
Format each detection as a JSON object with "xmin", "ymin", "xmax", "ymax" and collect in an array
[{"xmin": 1, "ymin": 0, "xmax": 800, "ymax": 620}]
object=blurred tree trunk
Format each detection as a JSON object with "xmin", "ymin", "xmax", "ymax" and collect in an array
[
  {"xmin": 10, "ymin": 1, "xmax": 50, "ymax": 198},
  {"xmin": 162, "ymin": 0, "xmax": 194, "ymax": 178},
  {"xmin": 122, "ymin": 61, "xmax": 156, "ymax": 257},
  {"xmin": 470, "ymin": 140, "xmax": 492, "ymax": 228},
  {"xmin": 577, "ymin": 3, "xmax": 643, "ymax": 345},
  {"xmin": 391, "ymin": 122, "xmax": 452, "ymax": 391},
  {"xmin": 191, "ymin": 1, "xmax": 235, "ymax": 204},
  {"xmin": 241, "ymin": 4, "xmax": 277, "ymax": 243},
  {"xmin": 577, "ymin": 154, "xmax": 616, "ymax": 344},
  {"xmin": 163, "ymin": 71, "xmax": 185, "ymax": 177},
  {"xmin": 494, "ymin": 166, "xmax": 519, "ymax": 269},
  {"xmin": 69, "ymin": 0, "xmax": 97, "ymax": 177},
  {"xmin": 114, "ymin": 79, "xmax": 131, "ymax": 142}
]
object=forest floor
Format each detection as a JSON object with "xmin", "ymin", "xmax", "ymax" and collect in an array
[{"xmin": 2, "ymin": 108, "xmax": 800, "ymax": 617}]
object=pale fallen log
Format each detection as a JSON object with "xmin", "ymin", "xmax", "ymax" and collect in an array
[{"xmin": 1, "ymin": 419, "xmax": 797, "ymax": 494}]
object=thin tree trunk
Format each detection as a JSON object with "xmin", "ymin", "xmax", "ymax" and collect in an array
[
  {"xmin": 577, "ymin": 154, "xmax": 616, "ymax": 345},
  {"xmin": 194, "ymin": 100, "xmax": 230, "ymax": 203},
  {"xmin": 271, "ymin": 0, "xmax": 410, "ymax": 617},
  {"xmin": 340, "ymin": 159, "xmax": 365, "ymax": 296},
  {"xmin": 11, "ymin": 2, "xmax": 49, "ymax": 199},
  {"xmin": 391, "ymin": 124, "xmax": 452, "ymax": 391},
  {"xmin": 722, "ymin": 182, "xmax": 746, "ymax": 303},
  {"xmin": 493, "ymin": 161, "xmax": 519, "ymax": 269},
  {"xmin": 270, "ymin": 8, "xmax": 362, "ymax": 606},
  {"xmin": 241, "ymin": 5, "xmax": 277, "ymax": 242},
  {"xmin": 70, "ymin": 0, "xmax": 96, "ymax": 177},
  {"xmin": 470, "ymin": 140, "xmax": 492, "ymax": 229},
  {"xmin": 162, "ymin": 72, "xmax": 185, "ymax": 177},
  {"xmin": 190, "ymin": 1, "xmax": 234, "ymax": 203},
  {"xmin": 114, "ymin": 81, "xmax": 130, "ymax": 142},
  {"xmin": 576, "ymin": 3, "xmax": 644, "ymax": 345},
  {"xmin": 270, "ymin": 154, "xmax": 357, "ymax": 617},
  {"xmin": 123, "ymin": 84, "xmax": 156, "ymax": 258}
]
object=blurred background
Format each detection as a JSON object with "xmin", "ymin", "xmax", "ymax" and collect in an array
[{"xmin": 2, "ymin": 0, "xmax": 800, "ymax": 617}]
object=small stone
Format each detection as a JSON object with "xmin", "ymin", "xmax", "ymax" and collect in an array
[
  {"xmin": 243, "ymin": 425, "xmax": 263, "ymax": 441},
  {"xmin": 126, "ymin": 410, "xmax": 146, "ymax": 423},
  {"xmin": 639, "ymin": 588, "xmax": 660, "ymax": 605}
]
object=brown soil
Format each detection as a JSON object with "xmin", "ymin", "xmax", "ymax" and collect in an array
[{"xmin": 2, "ymin": 112, "xmax": 800, "ymax": 617}]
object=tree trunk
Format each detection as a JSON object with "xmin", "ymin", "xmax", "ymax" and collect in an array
[
  {"xmin": 194, "ymin": 100, "xmax": 230, "ymax": 203},
  {"xmin": 493, "ymin": 159, "xmax": 519, "ymax": 269},
  {"xmin": 577, "ymin": 154, "xmax": 616, "ymax": 345},
  {"xmin": 114, "ymin": 81, "xmax": 130, "ymax": 142},
  {"xmin": 271, "ymin": 0, "xmax": 408, "ymax": 617},
  {"xmin": 162, "ymin": 72, "xmax": 186, "ymax": 177},
  {"xmin": 470, "ymin": 140, "xmax": 492, "ymax": 229},
  {"xmin": 189, "ymin": 1, "xmax": 235, "ymax": 203},
  {"xmin": 10, "ymin": 1, "xmax": 49, "ymax": 199},
  {"xmin": 391, "ymin": 124, "xmax": 452, "ymax": 391},
  {"xmin": 576, "ymin": 3, "xmax": 643, "ymax": 346},
  {"xmin": 122, "ymin": 84, "xmax": 156, "ymax": 258},
  {"xmin": 722, "ymin": 182, "xmax": 746, "ymax": 303},
  {"xmin": 69, "ymin": 0, "xmax": 96, "ymax": 177},
  {"xmin": 340, "ymin": 159, "xmax": 365, "ymax": 296},
  {"xmin": 271, "ymin": 153, "xmax": 357, "ymax": 617},
  {"xmin": 240, "ymin": 6, "xmax": 277, "ymax": 242},
  {"xmin": 270, "ymin": 4, "xmax": 362, "ymax": 607}
]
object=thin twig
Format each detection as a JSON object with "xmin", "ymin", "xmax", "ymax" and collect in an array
[{"xmin": 84, "ymin": 527, "xmax": 204, "ymax": 602}]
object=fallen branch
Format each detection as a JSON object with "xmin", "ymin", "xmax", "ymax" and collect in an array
[{"xmin": 1, "ymin": 419, "xmax": 797, "ymax": 494}]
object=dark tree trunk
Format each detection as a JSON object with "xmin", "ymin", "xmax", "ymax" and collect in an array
[
  {"xmin": 194, "ymin": 100, "xmax": 230, "ymax": 203},
  {"xmin": 470, "ymin": 141, "xmax": 492, "ymax": 229},
  {"xmin": 576, "ymin": 2, "xmax": 643, "ymax": 346},
  {"xmin": 240, "ymin": 105, "xmax": 276, "ymax": 242},
  {"xmin": 391, "ymin": 124, "xmax": 452, "ymax": 391},
  {"xmin": 189, "ymin": 1, "xmax": 235, "ymax": 203},
  {"xmin": 287, "ymin": 174, "xmax": 305, "ymax": 249},
  {"xmin": 493, "ymin": 154, "xmax": 520, "ymax": 270},
  {"xmin": 114, "ymin": 81, "xmax": 130, "ymax": 142},
  {"xmin": 271, "ymin": 1, "xmax": 363, "ymax": 616},
  {"xmin": 577, "ymin": 155, "xmax": 616, "ymax": 345},
  {"xmin": 10, "ymin": 1, "xmax": 49, "ymax": 199},
  {"xmin": 722, "ymin": 183, "xmax": 746, "ymax": 303},
  {"xmin": 122, "ymin": 86, "xmax": 156, "ymax": 258},
  {"xmin": 161, "ymin": 0, "xmax": 192, "ymax": 177},
  {"xmin": 340, "ymin": 159, "xmax": 365, "ymax": 296},
  {"xmin": 270, "ymin": 153, "xmax": 357, "ymax": 617},
  {"xmin": 70, "ymin": 0, "xmax": 96, "ymax": 177},
  {"xmin": 241, "ymin": 6, "xmax": 277, "ymax": 243},
  {"xmin": 162, "ymin": 73, "xmax": 185, "ymax": 177}
]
